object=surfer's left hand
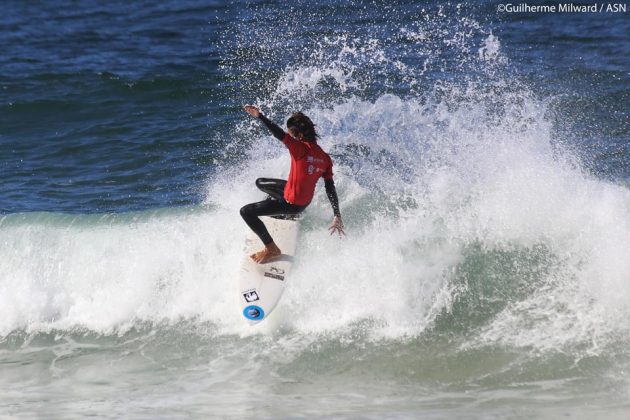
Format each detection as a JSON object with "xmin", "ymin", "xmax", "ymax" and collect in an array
[{"xmin": 329, "ymin": 215, "xmax": 345, "ymax": 237}]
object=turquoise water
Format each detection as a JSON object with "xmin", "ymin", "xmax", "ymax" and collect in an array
[{"xmin": 1, "ymin": 0, "xmax": 629, "ymax": 418}]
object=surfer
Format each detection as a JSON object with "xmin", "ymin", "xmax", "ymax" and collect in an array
[{"xmin": 241, "ymin": 105, "xmax": 345, "ymax": 263}]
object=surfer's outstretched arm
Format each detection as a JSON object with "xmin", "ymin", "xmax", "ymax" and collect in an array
[
  {"xmin": 243, "ymin": 105, "xmax": 286, "ymax": 141},
  {"xmin": 258, "ymin": 114, "xmax": 286, "ymax": 141},
  {"xmin": 325, "ymin": 179, "xmax": 345, "ymax": 236}
]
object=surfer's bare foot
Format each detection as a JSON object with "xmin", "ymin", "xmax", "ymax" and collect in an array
[{"xmin": 250, "ymin": 242, "xmax": 281, "ymax": 264}]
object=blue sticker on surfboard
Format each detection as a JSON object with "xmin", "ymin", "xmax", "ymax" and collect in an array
[{"xmin": 243, "ymin": 305, "xmax": 265, "ymax": 321}]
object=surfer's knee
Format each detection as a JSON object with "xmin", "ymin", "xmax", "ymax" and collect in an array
[{"xmin": 240, "ymin": 204, "xmax": 253, "ymax": 219}]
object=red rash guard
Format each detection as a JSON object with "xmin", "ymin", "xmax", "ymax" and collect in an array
[{"xmin": 281, "ymin": 133, "xmax": 333, "ymax": 206}]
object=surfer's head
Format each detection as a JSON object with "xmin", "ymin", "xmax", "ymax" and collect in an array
[{"xmin": 287, "ymin": 112, "xmax": 319, "ymax": 142}]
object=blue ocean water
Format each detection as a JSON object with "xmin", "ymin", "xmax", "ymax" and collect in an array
[
  {"xmin": 1, "ymin": 0, "xmax": 629, "ymax": 418},
  {"xmin": 2, "ymin": 0, "xmax": 626, "ymax": 214}
]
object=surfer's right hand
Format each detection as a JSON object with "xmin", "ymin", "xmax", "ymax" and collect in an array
[{"xmin": 243, "ymin": 105, "xmax": 261, "ymax": 118}]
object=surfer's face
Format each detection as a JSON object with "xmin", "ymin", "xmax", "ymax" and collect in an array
[{"xmin": 288, "ymin": 127, "xmax": 303, "ymax": 139}]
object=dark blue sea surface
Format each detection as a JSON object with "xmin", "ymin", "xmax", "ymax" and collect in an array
[{"xmin": 1, "ymin": 0, "xmax": 228, "ymax": 212}]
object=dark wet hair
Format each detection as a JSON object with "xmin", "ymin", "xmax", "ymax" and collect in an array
[{"xmin": 286, "ymin": 112, "xmax": 319, "ymax": 142}]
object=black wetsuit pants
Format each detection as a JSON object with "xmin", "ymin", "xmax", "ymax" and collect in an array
[{"xmin": 240, "ymin": 178, "xmax": 306, "ymax": 245}]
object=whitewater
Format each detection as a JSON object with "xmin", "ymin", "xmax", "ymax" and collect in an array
[{"xmin": 3, "ymin": 38, "xmax": 629, "ymax": 348}]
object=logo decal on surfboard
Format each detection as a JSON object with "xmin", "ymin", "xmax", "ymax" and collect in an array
[
  {"xmin": 243, "ymin": 291, "xmax": 260, "ymax": 302},
  {"xmin": 264, "ymin": 266, "xmax": 285, "ymax": 281},
  {"xmin": 243, "ymin": 305, "xmax": 265, "ymax": 320}
]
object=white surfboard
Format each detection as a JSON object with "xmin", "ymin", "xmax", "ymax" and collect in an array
[{"xmin": 238, "ymin": 216, "xmax": 299, "ymax": 324}]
